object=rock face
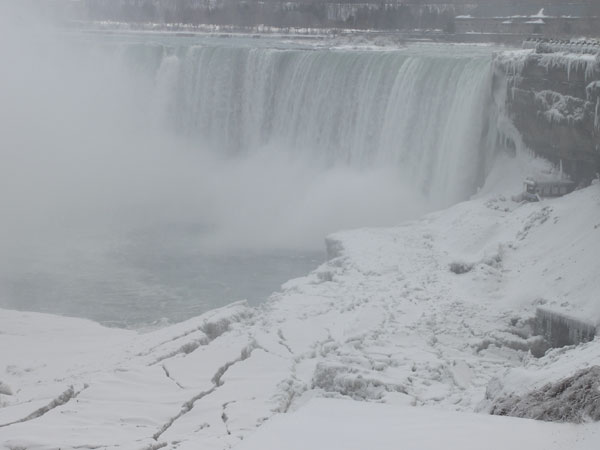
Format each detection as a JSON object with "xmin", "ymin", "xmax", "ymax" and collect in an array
[
  {"xmin": 490, "ymin": 366, "xmax": 600, "ymax": 423},
  {"xmin": 495, "ymin": 49, "xmax": 600, "ymax": 182}
]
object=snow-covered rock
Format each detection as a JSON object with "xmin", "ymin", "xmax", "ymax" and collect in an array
[
  {"xmin": 489, "ymin": 366, "xmax": 600, "ymax": 423},
  {"xmin": 2, "ymin": 169, "xmax": 600, "ymax": 449}
]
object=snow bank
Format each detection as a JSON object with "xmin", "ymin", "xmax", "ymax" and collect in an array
[
  {"xmin": 489, "ymin": 366, "xmax": 600, "ymax": 423},
  {"xmin": 534, "ymin": 90, "xmax": 586, "ymax": 125},
  {"xmin": 2, "ymin": 162, "xmax": 600, "ymax": 449},
  {"xmin": 235, "ymin": 398, "xmax": 599, "ymax": 450}
]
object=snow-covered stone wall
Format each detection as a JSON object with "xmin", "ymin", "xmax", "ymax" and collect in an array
[{"xmin": 494, "ymin": 47, "xmax": 600, "ymax": 182}]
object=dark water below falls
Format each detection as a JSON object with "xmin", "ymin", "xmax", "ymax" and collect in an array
[{"xmin": 0, "ymin": 226, "xmax": 323, "ymax": 328}]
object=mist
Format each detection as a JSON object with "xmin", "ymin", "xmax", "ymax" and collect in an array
[
  {"xmin": 0, "ymin": 3, "xmax": 432, "ymax": 260},
  {"xmin": 0, "ymin": 2, "xmax": 500, "ymax": 325},
  {"xmin": 0, "ymin": 3, "xmax": 433, "ymax": 324}
]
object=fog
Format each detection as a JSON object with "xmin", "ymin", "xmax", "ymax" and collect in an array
[
  {"xmin": 0, "ymin": 4, "xmax": 437, "ymax": 326},
  {"xmin": 0, "ymin": 2, "xmax": 429, "ymax": 267},
  {"xmin": 0, "ymin": 0, "xmax": 503, "ymax": 325}
]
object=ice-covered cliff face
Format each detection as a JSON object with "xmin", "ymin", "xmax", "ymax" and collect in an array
[
  {"xmin": 123, "ymin": 40, "xmax": 501, "ymax": 208},
  {"xmin": 494, "ymin": 49, "xmax": 600, "ymax": 182}
]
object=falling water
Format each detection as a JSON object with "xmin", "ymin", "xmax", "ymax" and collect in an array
[{"xmin": 146, "ymin": 41, "xmax": 498, "ymax": 206}]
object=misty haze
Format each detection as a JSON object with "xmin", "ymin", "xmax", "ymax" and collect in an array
[
  {"xmin": 0, "ymin": 8, "xmax": 491, "ymax": 326},
  {"xmin": 1, "ymin": 1, "xmax": 599, "ymax": 449}
]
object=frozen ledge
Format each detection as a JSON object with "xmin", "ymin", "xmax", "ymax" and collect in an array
[{"xmin": 535, "ymin": 307, "xmax": 597, "ymax": 348}]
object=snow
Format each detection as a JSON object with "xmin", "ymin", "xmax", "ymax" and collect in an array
[
  {"xmin": 534, "ymin": 90, "xmax": 586, "ymax": 125},
  {"xmin": 2, "ymin": 156, "xmax": 600, "ymax": 449},
  {"xmin": 493, "ymin": 49, "xmax": 532, "ymax": 77},
  {"xmin": 235, "ymin": 398, "xmax": 599, "ymax": 450},
  {"xmin": 488, "ymin": 366, "xmax": 600, "ymax": 422},
  {"xmin": 538, "ymin": 52, "xmax": 599, "ymax": 81},
  {"xmin": 495, "ymin": 49, "xmax": 600, "ymax": 88}
]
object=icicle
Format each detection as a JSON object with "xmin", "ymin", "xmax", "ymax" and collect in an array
[
  {"xmin": 559, "ymin": 159, "xmax": 563, "ymax": 178},
  {"xmin": 594, "ymin": 96, "xmax": 600, "ymax": 130}
]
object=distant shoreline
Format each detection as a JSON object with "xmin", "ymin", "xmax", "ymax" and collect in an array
[{"xmin": 61, "ymin": 20, "xmax": 535, "ymax": 46}]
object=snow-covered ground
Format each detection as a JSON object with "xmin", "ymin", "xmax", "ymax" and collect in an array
[
  {"xmin": 236, "ymin": 398, "xmax": 599, "ymax": 450},
  {"xmin": 1, "ymin": 154, "xmax": 600, "ymax": 449}
]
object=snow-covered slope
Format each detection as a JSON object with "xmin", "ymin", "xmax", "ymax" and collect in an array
[
  {"xmin": 236, "ymin": 398, "xmax": 599, "ymax": 450},
  {"xmin": 1, "ymin": 167, "xmax": 600, "ymax": 449}
]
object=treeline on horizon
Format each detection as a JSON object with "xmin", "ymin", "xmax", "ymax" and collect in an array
[
  {"xmin": 82, "ymin": 0, "xmax": 458, "ymax": 31},
  {"xmin": 45, "ymin": 0, "xmax": 600, "ymax": 31}
]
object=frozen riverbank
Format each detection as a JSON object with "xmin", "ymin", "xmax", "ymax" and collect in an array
[{"xmin": 2, "ymin": 161, "xmax": 600, "ymax": 449}]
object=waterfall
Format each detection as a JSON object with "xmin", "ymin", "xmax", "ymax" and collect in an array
[
  {"xmin": 2, "ymin": 33, "xmax": 507, "ymax": 253},
  {"xmin": 144, "ymin": 43, "xmax": 499, "ymax": 208},
  {"xmin": 0, "ymin": 29, "xmax": 511, "ymax": 323}
]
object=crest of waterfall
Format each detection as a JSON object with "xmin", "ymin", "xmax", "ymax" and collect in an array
[{"xmin": 145, "ymin": 43, "xmax": 502, "ymax": 208}]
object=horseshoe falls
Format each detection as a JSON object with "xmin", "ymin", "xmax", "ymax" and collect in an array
[{"xmin": 149, "ymin": 42, "xmax": 499, "ymax": 208}]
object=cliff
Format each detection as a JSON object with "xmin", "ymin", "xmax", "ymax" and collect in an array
[{"xmin": 494, "ymin": 45, "xmax": 600, "ymax": 182}]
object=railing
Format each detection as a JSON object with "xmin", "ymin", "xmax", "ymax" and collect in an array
[{"xmin": 523, "ymin": 37, "xmax": 600, "ymax": 55}]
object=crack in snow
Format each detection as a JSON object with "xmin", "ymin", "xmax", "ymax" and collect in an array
[
  {"xmin": 139, "ymin": 442, "xmax": 168, "ymax": 450},
  {"xmin": 152, "ymin": 341, "xmax": 257, "ymax": 441},
  {"xmin": 277, "ymin": 329, "xmax": 293, "ymax": 354},
  {"xmin": 150, "ymin": 337, "xmax": 210, "ymax": 365},
  {"xmin": 152, "ymin": 386, "xmax": 217, "ymax": 440},
  {"xmin": 212, "ymin": 342, "xmax": 257, "ymax": 387},
  {"xmin": 0, "ymin": 385, "xmax": 87, "ymax": 428},
  {"xmin": 161, "ymin": 364, "xmax": 185, "ymax": 389},
  {"xmin": 139, "ymin": 304, "xmax": 253, "ymax": 364},
  {"xmin": 221, "ymin": 401, "xmax": 235, "ymax": 435}
]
